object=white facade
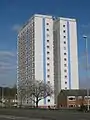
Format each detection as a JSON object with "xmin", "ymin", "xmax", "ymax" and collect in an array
[
  {"xmin": 17, "ymin": 14, "xmax": 54, "ymax": 107},
  {"xmin": 17, "ymin": 14, "xmax": 79, "ymax": 106},
  {"xmin": 54, "ymin": 17, "xmax": 79, "ymax": 103},
  {"xmin": 34, "ymin": 15, "xmax": 54, "ymax": 106}
]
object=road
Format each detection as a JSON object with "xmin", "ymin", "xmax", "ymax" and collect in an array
[
  {"xmin": 0, "ymin": 108, "xmax": 90, "ymax": 120},
  {"xmin": 0, "ymin": 115, "xmax": 30, "ymax": 120},
  {"xmin": 0, "ymin": 115, "xmax": 44, "ymax": 120}
]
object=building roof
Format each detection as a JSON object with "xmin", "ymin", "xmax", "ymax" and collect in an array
[
  {"xmin": 59, "ymin": 17, "xmax": 76, "ymax": 22},
  {"xmin": 59, "ymin": 89, "xmax": 90, "ymax": 97}
]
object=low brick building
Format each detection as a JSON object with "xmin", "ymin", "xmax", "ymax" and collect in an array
[{"xmin": 57, "ymin": 89, "xmax": 90, "ymax": 108}]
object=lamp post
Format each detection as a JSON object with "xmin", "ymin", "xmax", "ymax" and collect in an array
[
  {"xmin": 83, "ymin": 35, "xmax": 89, "ymax": 111},
  {"xmin": 15, "ymin": 93, "xmax": 17, "ymax": 103}
]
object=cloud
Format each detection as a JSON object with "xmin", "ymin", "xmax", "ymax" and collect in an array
[
  {"xmin": 0, "ymin": 51, "xmax": 15, "ymax": 57},
  {"xmin": 12, "ymin": 24, "xmax": 21, "ymax": 32},
  {"xmin": 0, "ymin": 51, "xmax": 16, "ymax": 74}
]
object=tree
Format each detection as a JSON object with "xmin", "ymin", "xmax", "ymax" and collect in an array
[
  {"xmin": 18, "ymin": 80, "xmax": 53, "ymax": 107},
  {"xmin": 17, "ymin": 80, "xmax": 53, "ymax": 107},
  {"xmin": 0, "ymin": 86, "xmax": 17, "ymax": 107},
  {"xmin": 17, "ymin": 81, "xmax": 26, "ymax": 106},
  {"xmin": 26, "ymin": 80, "xmax": 53, "ymax": 107}
]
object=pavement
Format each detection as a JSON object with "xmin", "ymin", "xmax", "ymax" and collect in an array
[{"xmin": 0, "ymin": 108, "xmax": 90, "ymax": 120}]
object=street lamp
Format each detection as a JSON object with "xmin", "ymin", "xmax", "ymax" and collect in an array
[
  {"xmin": 15, "ymin": 93, "xmax": 17, "ymax": 103},
  {"xmin": 83, "ymin": 35, "xmax": 89, "ymax": 111}
]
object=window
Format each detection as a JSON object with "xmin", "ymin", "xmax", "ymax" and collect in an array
[
  {"xmin": 69, "ymin": 105, "xmax": 74, "ymax": 107},
  {"xmin": 65, "ymin": 75, "xmax": 67, "ymax": 78},
  {"xmin": 64, "ymin": 53, "xmax": 66, "ymax": 55},
  {"xmin": 63, "ymin": 25, "xmax": 65, "ymax": 27},
  {"xmin": 78, "ymin": 96, "xmax": 82, "ymax": 99},
  {"xmin": 47, "ymin": 46, "xmax": 49, "ymax": 48},
  {"xmin": 61, "ymin": 105, "xmax": 62, "ymax": 107},
  {"xmin": 32, "ymin": 63, "xmax": 35, "ymax": 67},
  {"xmin": 32, "ymin": 57, "xmax": 34, "ymax": 61},
  {"xmin": 47, "ymin": 57, "xmax": 50, "ymax": 60},
  {"xmin": 47, "ymin": 40, "xmax": 49, "ymax": 42},
  {"xmin": 64, "ymin": 46, "xmax": 66, "ymax": 50},
  {"xmin": 47, "ymin": 51, "xmax": 50, "ymax": 54},
  {"xmin": 48, "ymin": 99, "xmax": 50, "ymax": 102},
  {"xmin": 48, "ymin": 81, "xmax": 50, "ymax": 84},
  {"xmin": 47, "ymin": 75, "xmax": 50, "ymax": 78},
  {"xmin": 47, "ymin": 34, "xmax": 49, "ymax": 37},
  {"xmin": 64, "ymin": 36, "xmax": 66, "ymax": 38},
  {"xmin": 65, "ymin": 81, "xmax": 67, "ymax": 84},
  {"xmin": 63, "ymin": 30, "xmax": 66, "ymax": 33},
  {"xmin": 64, "ymin": 69, "xmax": 67, "ymax": 72},
  {"xmin": 64, "ymin": 58, "xmax": 67, "ymax": 61},
  {"xmin": 47, "ymin": 29, "xmax": 49, "ymax": 31},
  {"xmin": 69, "ymin": 97, "xmax": 75, "ymax": 100},
  {"xmin": 64, "ymin": 41, "xmax": 66, "ymax": 44},
  {"xmin": 47, "ymin": 63, "xmax": 50, "ymax": 66},
  {"xmin": 47, "ymin": 23, "xmax": 49, "ymax": 25},
  {"xmin": 27, "ymin": 100, "xmax": 28, "ymax": 104},
  {"xmin": 47, "ymin": 69, "xmax": 50, "ymax": 72}
]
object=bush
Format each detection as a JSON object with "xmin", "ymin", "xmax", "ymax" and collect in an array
[{"xmin": 79, "ymin": 104, "xmax": 87, "ymax": 112}]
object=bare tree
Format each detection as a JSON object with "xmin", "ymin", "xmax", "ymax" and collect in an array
[
  {"xmin": 17, "ymin": 80, "xmax": 53, "ymax": 107},
  {"xmin": 26, "ymin": 80, "xmax": 53, "ymax": 107},
  {"xmin": 17, "ymin": 81, "xmax": 26, "ymax": 106}
]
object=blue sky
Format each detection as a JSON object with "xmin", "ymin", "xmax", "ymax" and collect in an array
[{"xmin": 0, "ymin": 0, "xmax": 90, "ymax": 88}]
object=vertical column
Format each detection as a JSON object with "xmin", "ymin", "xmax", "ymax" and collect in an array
[
  {"xmin": 43, "ymin": 18, "xmax": 46, "ymax": 104},
  {"xmin": 67, "ymin": 21, "xmax": 71, "ymax": 89}
]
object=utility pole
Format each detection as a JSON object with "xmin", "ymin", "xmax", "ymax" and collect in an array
[{"xmin": 83, "ymin": 35, "xmax": 89, "ymax": 111}]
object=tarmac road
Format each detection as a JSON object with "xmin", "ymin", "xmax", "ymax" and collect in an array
[
  {"xmin": 0, "ymin": 115, "xmax": 30, "ymax": 120},
  {"xmin": 0, "ymin": 108, "xmax": 90, "ymax": 120},
  {"xmin": 0, "ymin": 115, "xmax": 44, "ymax": 120}
]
